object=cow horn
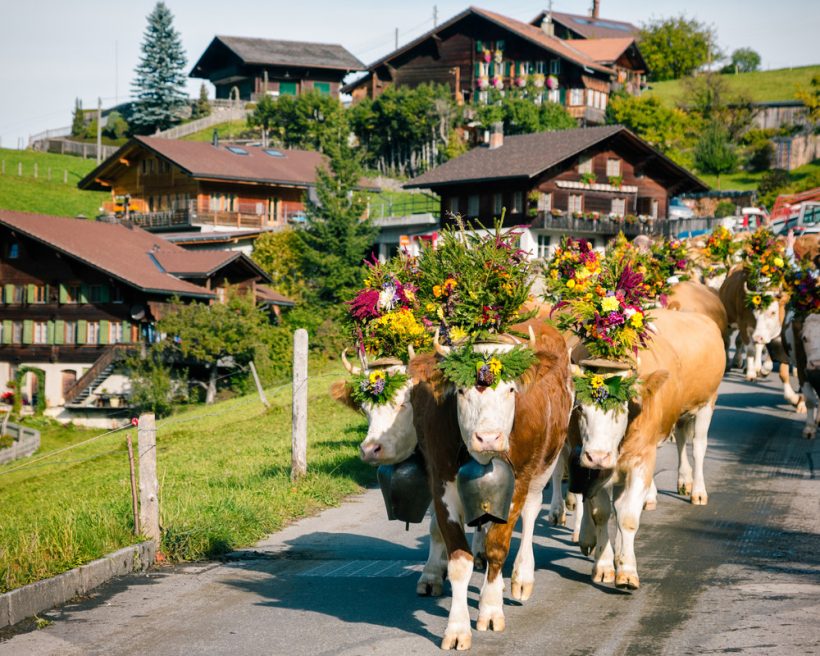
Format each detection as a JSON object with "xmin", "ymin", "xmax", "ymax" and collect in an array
[
  {"xmin": 743, "ymin": 282, "xmax": 751, "ymax": 294},
  {"xmin": 407, "ymin": 344, "xmax": 416, "ymax": 360},
  {"xmin": 433, "ymin": 328, "xmax": 451, "ymax": 356},
  {"xmin": 341, "ymin": 349, "xmax": 361, "ymax": 375},
  {"xmin": 528, "ymin": 325, "xmax": 537, "ymax": 349}
]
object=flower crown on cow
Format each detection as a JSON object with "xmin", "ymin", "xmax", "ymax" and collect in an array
[
  {"xmin": 785, "ymin": 260, "xmax": 820, "ymax": 317},
  {"xmin": 573, "ymin": 368, "xmax": 638, "ymax": 413},
  {"xmin": 741, "ymin": 228, "xmax": 787, "ymax": 310},
  {"xmin": 603, "ymin": 233, "xmax": 669, "ymax": 305},
  {"xmin": 417, "ymin": 218, "xmax": 536, "ymax": 344},
  {"xmin": 350, "ymin": 369, "xmax": 409, "ymax": 406},
  {"xmin": 437, "ymin": 344, "xmax": 537, "ymax": 389},
  {"xmin": 542, "ymin": 236, "xmax": 602, "ymax": 303},
  {"xmin": 651, "ymin": 237, "xmax": 692, "ymax": 284},
  {"xmin": 702, "ymin": 225, "xmax": 739, "ymax": 275}
]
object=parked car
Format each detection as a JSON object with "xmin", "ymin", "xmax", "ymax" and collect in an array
[{"xmin": 774, "ymin": 202, "xmax": 820, "ymax": 236}]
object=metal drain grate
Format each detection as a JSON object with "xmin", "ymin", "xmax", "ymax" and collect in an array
[{"xmin": 296, "ymin": 559, "xmax": 423, "ymax": 578}]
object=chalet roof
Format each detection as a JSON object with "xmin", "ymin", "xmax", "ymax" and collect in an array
[
  {"xmin": 256, "ymin": 284, "xmax": 296, "ymax": 307},
  {"xmin": 191, "ymin": 35, "xmax": 364, "ymax": 75},
  {"xmin": 343, "ymin": 5, "xmax": 613, "ymax": 93},
  {"xmin": 530, "ymin": 11, "xmax": 639, "ymax": 39},
  {"xmin": 0, "ymin": 211, "xmax": 272, "ymax": 298},
  {"xmin": 404, "ymin": 126, "xmax": 707, "ymax": 193},
  {"xmin": 567, "ymin": 38, "xmax": 636, "ymax": 64}
]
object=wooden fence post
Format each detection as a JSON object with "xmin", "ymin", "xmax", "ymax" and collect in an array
[
  {"xmin": 248, "ymin": 360, "xmax": 269, "ymax": 409},
  {"xmin": 291, "ymin": 329, "xmax": 308, "ymax": 481},
  {"xmin": 63, "ymin": 169, "xmax": 68, "ymax": 184},
  {"xmin": 17, "ymin": 162, "xmax": 22, "ymax": 176},
  {"xmin": 33, "ymin": 163, "xmax": 38, "ymax": 178},
  {"xmin": 138, "ymin": 413, "xmax": 160, "ymax": 544},
  {"xmin": 126, "ymin": 433, "xmax": 140, "ymax": 536}
]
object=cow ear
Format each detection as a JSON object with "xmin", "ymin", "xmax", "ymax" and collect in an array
[
  {"xmin": 631, "ymin": 370, "xmax": 670, "ymax": 411},
  {"xmin": 330, "ymin": 380, "xmax": 360, "ymax": 412}
]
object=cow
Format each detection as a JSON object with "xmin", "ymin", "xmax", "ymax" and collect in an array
[
  {"xmin": 573, "ymin": 309, "xmax": 725, "ymax": 589},
  {"xmin": 433, "ymin": 319, "xmax": 572, "ymax": 643},
  {"xmin": 784, "ymin": 313, "xmax": 820, "ymax": 439}
]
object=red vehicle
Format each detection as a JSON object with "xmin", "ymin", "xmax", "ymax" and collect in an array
[{"xmin": 770, "ymin": 187, "xmax": 820, "ymax": 233}]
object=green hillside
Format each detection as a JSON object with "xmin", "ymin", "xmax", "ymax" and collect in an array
[
  {"xmin": 645, "ymin": 65, "xmax": 819, "ymax": 108},
  {"xmin": 0, "ymin": 148, "xmax": 108, "ymax": 217}
]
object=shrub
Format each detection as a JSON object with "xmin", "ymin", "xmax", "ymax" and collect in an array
[
  {"xmin": 104, "ymin": 111, "xmax": 129, "ymax": 140},
  {"xmin": 126, "ymin": 352, "xmax": 184, "ymax": 418},
  {"xmin": 758, "ymin": 169, "xmax": 790, "ymax": 195},
  {"xmin": 715, "ymin": 201, "xmax": 736, "ymax": 218}
]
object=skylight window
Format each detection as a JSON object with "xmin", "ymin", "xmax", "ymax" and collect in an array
[
  {"xmin": 263, "ymin": 149, "xmax": 285, "ymax": 158},
  {"xmin": 571, "ymin": 17, "xmax": 632, "ymax": 32},
  {"xmin": 226, "ymin": 146, "xmax": 249, "ymax": 155}
]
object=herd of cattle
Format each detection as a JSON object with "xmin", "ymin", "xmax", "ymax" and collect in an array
[{"xmin": 331, "ymin": 231, "xmax": 820, "ymax": 651}]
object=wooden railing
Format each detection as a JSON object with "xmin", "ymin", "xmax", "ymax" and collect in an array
[
  {"xmin": 0, "ymin": 421, "xmax": 40, "ymax": 465},
  {"xmin": 63, "ymin": 344, "xmax": 133, "ymax": 406},
  {"xmin": 532, "ymin": 213, "xmax": 729, "ymax": 237}
]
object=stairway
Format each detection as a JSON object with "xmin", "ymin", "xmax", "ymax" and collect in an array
[{"xmin": 66, "ymin": 363, "xmax": 116, "ymax": 407}]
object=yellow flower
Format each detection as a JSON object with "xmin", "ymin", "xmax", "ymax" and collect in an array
[
  {"xmin": 433, "ymin": 285, "xmax": 442, "ymax": 298},
  {"xmin": 550, "ymin": 269, "xmax": 559, "ymax": 279},
  {"xmin": 488, "ymin": 357, "xmax": 503, "ymax": 376},
  {"xmin": 450, "ymin": 326, "xmax": 467, "ymax": 342},
  {"xmin": 590, "ymin": 375, "xmax": 605, "ymax": 389},
  {"xmin": 426, "ymin": 303, "xmax": 437, "ymax": 313},
  {"xmin": 752, "ymin": 295, "xmax": 762, "ymax": 306},
  {"xmin": 369, "ymin": 370, "xmax": 385, "ymax": 384},
  {"xmin": 630, "ymin": 312, "xmax": 644, "ymax": 328},
  {"xmin": 566, "ymin": 279, "xmax": 576, "ymax": 289},
  {"xmin": 502, "ymin": 282, "xmax": 514, "ymax": 295},
  {"xmin": 443, "ymin": 278, "xmax": 458, "ymax": 293},
  {"xmin": 404, "ymin": 289, "xmax": 415, "ymax": 302},
  {"xmin": 364, "ymin": 279, "xmax": 371, "ymax": 288},
  {"xmin": 773, "ymin": 256, "xmax": 784, "ymax": 268},
  {"xmin": 576, "ymin": 266, "xmax": 591, "ymax": 281},
  {"xmin": 436, "ymin": 306, "xmax": 445, "ymax": 320},
  {"xmin": 584, "ymin": 293, "xmax": 593, "ymax": 301},
  {"xmin": 601, "ymin": 296, "xmax": 620, "ymax": 313}
]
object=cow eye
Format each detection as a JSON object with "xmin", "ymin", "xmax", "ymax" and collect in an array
[{"xmin": 457, "ymin": 389, "xmax": 465, "ymax": 396}]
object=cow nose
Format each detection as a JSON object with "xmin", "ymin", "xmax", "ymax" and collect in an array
[
  {"xmin": 360, "ymin": 442, "xmax": 382, "ymax": 462},
  {"xmin": 472, "ymin": 432, "xmax": 505, "ymax": 453},
  {"xmin": 753, "ymin": 335, "xmax": 766, "ymax": 344},
  {"xmin": 581, "ymin": 450, "xmax": 612, "ymax": 469}
]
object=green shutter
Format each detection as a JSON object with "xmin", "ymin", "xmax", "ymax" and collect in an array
[
  {"xmin": 122, "ymin": 320, "xmax": 131, "ymax": 343},
  {"xmin": 314, "ymin": 82, "xmax": 330, "ymax": 95},
  {"xmin": 2, "ymin": 320, "xmax": 10, "ymax": 344},
  {"xmin": 279, "ymin": 81, "xmax": 297, "ymax": 96},
  {"xmin": 476, "ymin": 40, "xmax": 483, "ymax": 53},
  {"xmin": 59, "ymin": 284, "xmax": 68, "ymax": 303},
  {"xmin": 3, "ymin": 284, "xmax": 12, "ymax": 303},
  {"xmin": 99, "ymin": 320, "xmax": 110, "ymax": 344},
  {"xmin": 27, "ymin": 284, "xmax": 35, "ymax": 303},
  {"xmin": 54, "ymin": 320, "xmax": 65, "ymax": 345},
  {"xmin": 22, "ymin": 320, "xmax": 33, "ymax": 344},
  {"xmin": 474, "ymin": 62, "xmax": 480, "ymax": 78},
  {"xmin": 100, "ymin": 286, "xmax": 110, "ymax": 303},
  {"xmin": 47, "ymin": 320, "xmax": 55, "ymax": 344},
  {"xmin": 77, "ymin": 320, "xmax": 87, "ymax": 343},
  {"xmin": 79, "ymin": 284, "xmax": 89, "ymax": 304}
]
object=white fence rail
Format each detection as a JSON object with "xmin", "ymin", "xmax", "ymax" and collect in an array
[
  {"xmin": 154, "ymin": 107, "xmax": 250, "ymax": 140},
  {"xmin": 0, "ymin": 421, "xmax": 41, "ymax": 465}
]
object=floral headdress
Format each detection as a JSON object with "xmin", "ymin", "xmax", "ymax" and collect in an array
[
  {"xmin": 784, "ymin": 259, "xmax": 820, "ymax": 317},
  {"xmin": 418, "ymin": 218, "xmax": 536, "ymax": 344},
  {"xmin": 438, "ymin": 345, "xmax": 537, "ymax": 389},
  {"xmin": 603, "ymin": 233, "xmax": 668, "ymax": 306},
  {"xmin": 555, "ymin": 258, "xmax": 654, "ymax": 362},
  {"xmin": 542, "ymin": 236, "xmax": 601, "ymax": 303},
  {"xmin": 701, "ymin": 225, "xmax": 739, "ymax": 276},
  {"xmin": 741, "ymin": 228, "xmax": 787, "ymax": 309},
  {"xmin": 350, "ymin": 369, "xmax": 409, "ymax": 406},
  {"xmin": 650, "ymin": 237, "xmax": 692, "ymax": 284},
  {"xmin": 573, "ymin": 369, "xmax": 638, "ymax": 413},
  {"xmin": 347, "ymin": 254, "xmax": 430, "ymax": 362}
]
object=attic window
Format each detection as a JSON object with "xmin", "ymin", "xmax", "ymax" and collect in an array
[
  {"xmin": 263, "ymin": 149, "xmax": 285, "ymax": 158},
  {"xmin": 226, "ymin": 146, "xmax": 249, "ymax": 156}
]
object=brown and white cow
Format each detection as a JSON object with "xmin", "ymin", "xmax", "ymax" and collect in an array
[
  {"xmin": 433, "ymin": 319, "xmax": 572, "ymax": 643},
  {"xmin": 573, "ymin": 309, "xmax": 725, "ymax": 589},
  {"xmin": 784, "ymin": 313, "xmax": 820, "ymax": 439}
]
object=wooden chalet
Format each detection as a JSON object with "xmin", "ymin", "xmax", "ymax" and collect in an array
[
  {"xmin": 79, "ymin": 137, "xmax": 329, "ymax": 232},
  {"xmin": 190, "ymin": 36, "xmax": 364, "ymax": 101},
  {"xmin": 529, "ymin": 5, "xmax": 639, "ymax": 41},
  {"xmin": 404, "ymin": 125, "xmax": 707, "ymax": 256},
  {"xmin": 0, "ymin": 210, "xmax": 288, "ymax": 424},
  {"xmin": 343, "ymin": 6, "xmax": 646, "ymax": 125}
]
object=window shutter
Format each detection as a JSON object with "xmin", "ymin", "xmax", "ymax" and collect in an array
[
  {"xmin": 2, "ymin": 320, "xmax": 10, "ymax": 344},
  {"xmin": 77, "ymin": 320, "xmax": 87, "ymax": 343},
  {"xmin": 99, "ymin": 320, "xmax": 110, "ymax": 344},
  {"xmin": 122, "ymin": 321, "xmax": 131, "ymax": 343},
  {"xmin": 59, "ymin": 284, "xmax": 69, "ymax": 303},
  {"xmin": 27, "ymin": 284, "xmax": 35, "ymax": 303},
  {"xmin": 47, "ymin": 320, "xmax": 55, "ymax": 344},
  {"xmin": 559, "ymin": 88, "xmax": 566, "ymax": 105},
  {"xmin": 22, "ymin": 320, "xmax": 33, "ymax": 344},
  {"xmin": 100, "ymin": 286, "xmax": 110, "ymax": 303},
  {"xmin": 476, "ymin": 40, "xmax": 484, "ymax": 53},
  {"xmin": 80, "ymin": 284, "xmax": 89, "ymax": 304},
  {"xmin": 3, "ymin": 284, "xmax": 13, "ymax": 303},
  {"xmin": 54, "ymin": 320, "xmax": 65, "ymax": 345}
]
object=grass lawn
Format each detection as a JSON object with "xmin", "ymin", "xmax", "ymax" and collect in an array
[
  {"xmin": 0, "ymin": 148, "xmax": 107, "ymax": 217},
  {"xmin": 697, "ymin": 158, "xmax": 820, "ymax": 192},
  {"xmin": 0, "ymin": 374, "xmax": 370, "ymax": 593},
  {"xmin": 645, "ymin": 65, "xmax": 820, "ymax": 108},
  {"xmin": 181, "ymin": 120, "xmax": 252, "ymax": 142}
]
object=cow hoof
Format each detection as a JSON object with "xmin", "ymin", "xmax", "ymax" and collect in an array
[
  {"xmin": 796, "ymin": 400, "xmax": 807, "ymax": 414},
  {"xmin": 549, "ymin": 509, "xmax": 566, "ymax": 527},
  {"xmin": 565, "ymin": 495, "xmax": 577, "ymax": 511},
  {"xmin": 441, "ymin": 629, "xmax": 472, "ymax": 651},
  {"xmin": 417, "ymin": 574, "xmax": 444, "ymax": 597},
  {"xmin": 745, "ymin": 375, "xmax": 756, "ymax": 382},
  {"xmin": 678, "ymin": 481, "xmax": 692, "ymax": 496},
  {"xmin": 511, "ymin": 579, "xmax": 534, "ymax": 601},
  {"xmin": 615, "ymin": 572, "xmax": 640, "ymax": 590},
  {"xmin": 690, "ymin": 491, "xmax": 708, "ymax": 505},
  {"xmin": 580, "ymin": 541, "xmax": 594, "ymax": 557},
  {"xmin": 643, "ymin": 499, "xmax": 657, "ymax": 511},
  {"xmin": 473, "ymin": 553, "xmax": 486, "ymax": 572},
  {"xmin": 592, "ymin": 565, "xmax": 615, "ymax": 583},
  {"xmin": 803, "ymin": 427, "xmax": 817, "ymax": 440},
  {"xmin": 571, "ymin": 530, "xmax": 580, "ymax": 543},
  {"xmin": 476, "ymin": 613, "xmax": 505, "ymax": 633}
]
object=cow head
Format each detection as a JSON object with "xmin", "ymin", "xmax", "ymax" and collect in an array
[
  {"xmin": 332, "ymin": 349, "xmax": 418, "ymax": 466},
  {"xmin": 574, "ymin": 368, "xmax": 669, "ymax": 470},
  {"xmin": 746, "ymin": 284, "xmax": 786, "ymax": 346},
  {"xmin": 434, "ymin": 328, "xmax": 537, "ymax": 464},
  {"xmin": 801, "ymin": 314, "xmax": 820, "ymax": 374}
]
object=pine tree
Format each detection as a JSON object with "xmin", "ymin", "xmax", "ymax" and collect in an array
[
  {"xmin": 293, "ymin": 139, "xmax": 376, "ymax": 306},
  {"xmin": 70, "ymin": 98, "xmax": 85, "ymax": 137},
  {"xmin": 130, "ymin": 2, "xmax": 187, "ymax": 134},
  {"xmin": 191, "ymin": 83, "xmax": 211, "ymax": 119}
]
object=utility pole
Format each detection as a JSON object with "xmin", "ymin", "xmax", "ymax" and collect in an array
[
  {"xmin": 96, "ymin": 97, "xmax": 102, "ymax": 164},
  {"xmin": 433, "ymin": 5, "xmax": 438, "ymax": 27},
  {"xmin": 115, "ymin": 40, "xmax": 119, "ymax": 105},
  {"xmin": 395, "ymin": 27, "xmax": 399, "ymax": 50}
]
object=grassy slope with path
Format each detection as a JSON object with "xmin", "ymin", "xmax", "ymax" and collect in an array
[
  {"xmin": 644, "ymin": 65, "xmax": 820, "ymax": 107},
  {"xmin": 0, "ymin": 148, "xmax": 107, "ymax": 217},
  {"xmin": 0, "ymin": 374, "xmax": 368, "ymax": 593},
  {"xmin": 697, "ymin": 158, "xmax": 820, "ymax": 192}
]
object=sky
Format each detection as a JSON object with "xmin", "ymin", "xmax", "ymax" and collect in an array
[{"xmin": 0, "ymin": 0, "xmax": 818, "ymax": 148}]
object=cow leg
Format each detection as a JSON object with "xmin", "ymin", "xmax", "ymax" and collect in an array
[
  {"xmin": 690, "ymin": 403, "xmax": 714, "ymax": 505},
  {"xmin": 745, "ymin": 342, "xmax": 758, "ymax": 381},
  {"xmin": 565, "ymin": 491, "xmax": 577, "ymax": 511},
  {"xmin": 802, "ymin": 382, "xmax": 819, "ymax": 440},
  {"xmin": 613, "ymin": 464, "xmax": 652, "ymax": 590},
  {"xmin": 643, "ymin": 477, "xmax": 658, "ymax": 510},
  {"xmin": 548, "ymin": 445, "xmax": 568, "ymax": 526},
  {"xmin": 675, "ymin": 415, "xmax": 694, "ymax": 496},
  {"xmin": 753, "ymin": 342, "xmax": 766, "ymax": 378},
  {"xmin": 780, "ymin": 362, "xmax": 807, "ymax": 413},
  {"xmin": 760, "ymin": 349, "xmax": 773, "ymax": 377},
  {"xmin": 472, "ymin": 524, "xmax": 487, "ymax": 571},
  {"xmin": 512, "ymin": 466, "xmax": 553, "ymax": 601},
  {"xmin": 571, "ymin": 494, "xmax": 584, "ymax": 543},
  {"xmin": 418, "ymin": 510, "xmax": 447, "ymax": 597},
  {"xmin": 579, "ymin": 494, "xmax": 596, "ymax": 555},
  {"xmin": 587, "ymin": 488, "xmax": 614, "ymax": 583}
]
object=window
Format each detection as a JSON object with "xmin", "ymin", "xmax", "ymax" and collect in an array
[
  {"xmin": 512, "ymin": 191, "xmax": 523, "ymax": 214},
  {"xmin": 549, "ymin": 59, "xmax": 561, "ymax": 75},
  {"xmin": 111, "ymin": 287, "xmax": 124, "ymax": 304},
  {"xmin": 65, "ymin": 321, "xmax": 77, "ymax": 344},
  {"xmin": 279, "ymin": 81, "xmax": 297, "ymax": 96},
  {"xmin": 33, "ymin": 321, "xmax": 48, "ymax": 344},
  {"xmin": 570, "ymin": 88, "xmax": 584, "ymax": 106},
  {"xmin": 535, "ymin": 61, "xmax": 545, "ymax": 74},
  {"xmin": 606, "ymin": 158, "xmax": 622, "ymax": 177},
  {"xmin": 467, "ymin": 195, "xmax": 479, "ymax": 217},
  {"xmin": 577, "ymin": 156, "xmax": 593, "ymax": 174},
  {"xmin": 12, "ymin": 321, "xmax": 22, "ymax": 343},
  {"xmin": 314, "ymin": 82, "xmax": 331, "ymax": 95},
  {"xmin": 208, "ymin": 194, "xmax": 219, "ymax": 211},
  {"xmin": 568, "ymin": 194, "xmax": 583, "ymax": 213},
  {"xmin": 33, "ymin": 285, "xmax": 47, "ymax": 303},
  {"xmin": 109, "ymin": 322, "xmax": 124, "ymax": 344},
  {"xmin": 263, "ymin": 149, "xmax": 285, "ymax": 158},
  {"xmin": 547, "ymin": 89, "xmax": 560, "ymax": 103},
  {"xmin": 89, "ymin": 285, "xmax": 106, "ymax": 303},
  {"xmin": 86, "ymin": 321, "xmax": 99, "ymax": 344},
  {"xmin": 538, "ymin": 192, "xmax": 552, "ymax": 212},
  {"xmin": 537, "ymin": 234, "xmax": 551, "ymax": 259},
  {"xmin": 64, "ymin": 285, "xmax": 81, "ymax": 303},
  {"xmin": 13, "ymin": 285, "xmax": 25, "ymax": 304},
  {"xmin": 493, "ymin": 193, "xmax": 503, "ymax": 216},
  {"xmin": 611, "ymin": 198, "xmax": 626, "ymax": 216},
  {"xmin": 226, "ymin": 146, "xmax": 249, "ymax": 156},
  {"xmin": 447, "ymin": 196, "xmax": 459, "ymax": 216},
  {"xmin": 8, "ymin": 242, "xmax": 19, "ymax": 259}
]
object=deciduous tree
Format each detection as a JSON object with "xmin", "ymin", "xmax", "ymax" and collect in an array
[
  {"xmin": 639, "ymin": 16, "xmax": 720, "ymax": 81},
  {"xmin": 694, "ymin": 122, "xmax": 737, "ymax": 189},
  {"xmin": 721, "ymin": 48, "xmax": 761, "ymax": 74}
]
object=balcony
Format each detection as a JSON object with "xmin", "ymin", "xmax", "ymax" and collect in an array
[{"xmin": 531, "ymin": 213, "xmax": 731, "ymax": 238}]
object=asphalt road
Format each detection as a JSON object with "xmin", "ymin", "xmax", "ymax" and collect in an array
[{"xmin": 2, "ymin": 371, "xmax": 818, "ymax": 656}]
